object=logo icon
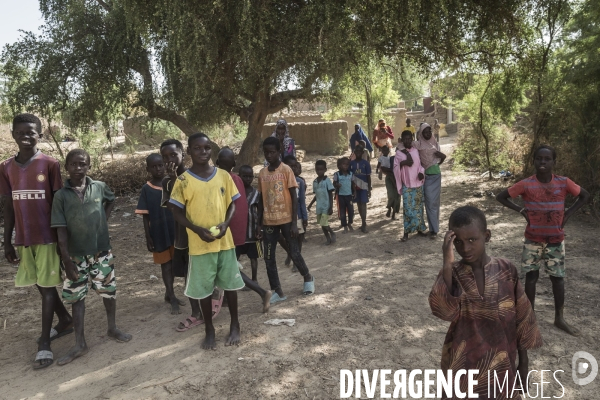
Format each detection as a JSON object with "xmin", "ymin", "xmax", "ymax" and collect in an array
[
  {"xmin": 572, "ymin": 351, "xmax": 598, "ymax": 385},
  {"xmin": 36, "ymin": 174, "xmax": 46, "ymax": 182}
]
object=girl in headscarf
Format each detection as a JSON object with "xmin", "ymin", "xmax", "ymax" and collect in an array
[
  {"xmin": 349, "ymin": 124, "xmax": 373, "ymax": 154},
  {"xmin": 265, "ymin": 119, "xmax": 296, "ymax": 166},
  {"xmin": 413, "ymin": 123, "xmax": 446, "ymax": 238},
  {"xmin": 393, "ymin": 130, "xmax": 427, "ymax": 241},
  {"xmin": 372, "ymin": 119, "xmax": 394, "ymax": 152}
]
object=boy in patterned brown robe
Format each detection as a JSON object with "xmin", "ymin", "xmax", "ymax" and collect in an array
[{"xmin": 429, "ymin": 206, "xmax": 542, "ymax": 399}]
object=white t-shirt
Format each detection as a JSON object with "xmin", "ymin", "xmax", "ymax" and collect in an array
[{"xmin": 378, "ymin": 155, "xmax": 392, "ymax": 169}]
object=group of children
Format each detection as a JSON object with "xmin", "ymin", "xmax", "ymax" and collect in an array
[{"xmin": 3, "ymin": 113, "xmax": 592, "ymax": 393}]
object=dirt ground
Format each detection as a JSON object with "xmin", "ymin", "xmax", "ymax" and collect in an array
[{"xmin": 1, "ymin": 135, "xmax": 599, "ymax": 399}]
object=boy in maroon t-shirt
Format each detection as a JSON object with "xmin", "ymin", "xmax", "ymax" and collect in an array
[
  {"xmin": 497, "ymin": 145, "xmax": 590, "ymax": 336},
  {"xmin": 216, "ymin": 148, "xmax": 271, "ymax": 313},
  {"xmin": 0, "ymin": 114, "xmax": 73, "ymax": 368}
]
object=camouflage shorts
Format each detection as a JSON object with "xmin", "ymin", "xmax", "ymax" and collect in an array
[
  {"xmin": 62, "ymin": 251, "xmax": 116, "ymax": 304},
  {"xmin": 521, "ymin": 239, "xmax": 565, "ymax": 278}
]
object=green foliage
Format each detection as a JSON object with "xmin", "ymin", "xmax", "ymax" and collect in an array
[
  {"xmin": 326, "ymin": 59, "xmax": 401, "ymax": 130},
  {"xmin": 0, "ymin": 0, "xmax": 538, "ymax": 165},
  {"xmin": 448, "ymin": 71, "xmax": 528, "ymax": 174}
]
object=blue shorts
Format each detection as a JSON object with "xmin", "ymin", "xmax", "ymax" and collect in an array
[{"xmin": 353, "ymin": 189, "xmax": 369, "ymax": 203}]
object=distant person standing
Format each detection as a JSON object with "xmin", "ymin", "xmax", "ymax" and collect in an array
[
  {"xmin": 433, "ymin": 119, "xmax": 441, "ymax": 142},
  {"xmin": 372, "ymin": 119, "xmax": 394, "ymax": 153},
  {"xmin": 265, "ymin": 119, "xmax": 295, "ymax": 166},
  {"xmin": 404, "ymin": 118, "xmax": 416, "ymax": 140},
  {"xmin": 394, "ymin": 130, "xmax": 427, "ymax": 242},
  {"xmin": 413, "ymin": 123, "xmax": 446, "ymax": 239},
  {"xmin": 349, "ymin": 124, "xmax": 373, "ymax": 156}
]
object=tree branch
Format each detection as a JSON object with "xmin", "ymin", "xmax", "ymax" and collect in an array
[{"xmin": 95, "ymin": 0, "xmax": 112, "ymax": 11}]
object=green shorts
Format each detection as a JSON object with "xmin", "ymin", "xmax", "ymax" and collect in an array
[
  {"xmin": 521, "ymin": 239, "xmax": 565, "ymax": 278},
  {"xmin": 15, "ymin": 243, "xmax": 63, "ymax": 288},
  {"xmin": 184, "ymin": 248, "xmax": 244, "ymax": 299},
  {"xmin": 62, "ymin": 251, "xmax": 116, "ymax": 304},
  {"xmin": 316, "ymin": 213, "xmax": 329, "ymax": 227}
]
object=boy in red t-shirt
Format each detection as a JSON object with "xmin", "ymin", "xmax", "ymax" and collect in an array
[
  {"xmin": 216, "ymin": 148, "xmax": 271, "ymax": 313},
  {"xmin": 0, "ymin": 113, "xmax": 73, "ymax": 368},
  {"xmin": 497, "ymin": 145, "xmax": 590, "ymax": 336}
]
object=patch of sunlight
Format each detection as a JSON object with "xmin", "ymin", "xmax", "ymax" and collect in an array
[{"xmin": 56, "ymin": 339, "xmax": 193, "ymax": 392}]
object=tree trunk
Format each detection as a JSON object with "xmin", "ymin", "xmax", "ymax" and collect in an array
[
  {"xmin": 147, "ymin": 105, "xmax": 220, "ymax": 161},
  {"xmin": 365, "ymin": 84, "xmax": 375, "ymax": 140},
  {"xmin": 479, "ymin": 76, "xmax": 494, "ymax": 179},
  {"xmin": 46, "ymin": 123, "xmax": 65, "ymax": 160},
  {"xmin": 238, "ymin": 94, "xmax": 270, "ymax": 167}
]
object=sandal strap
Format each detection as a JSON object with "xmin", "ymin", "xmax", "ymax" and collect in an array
[{"xmin": 35, "ymin": 350, "xmax": 53, "ymax": 361}]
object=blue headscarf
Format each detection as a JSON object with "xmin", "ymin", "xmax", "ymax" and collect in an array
[{"xmin": 349, "ymin": 124, "xmax": 373, "ymax": 152}]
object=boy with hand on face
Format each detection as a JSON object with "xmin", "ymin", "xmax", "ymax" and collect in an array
[
  {"xmin": 1, "ymin": 113, "xmax": 73, "ymax": 369},
  {"xmin": 135, "ymin": 153, "xmax": 181, "ymax": 314},
  {"xmin": 307, "ymin": 160, "xmax": 336, "ymax": 245},
  {"xmin": 429, "ymin": 206, "xmax": 542, "ymax": 399},
  {"xmin": 52, "ymin": 149, "xmax": 131, "ymax": 365},
  {"xmin": 169, "ymin": 133, "xmax": 245, "ymax": 349},
  {"xmin": 258, "ymin": 137, "xmax": 315, "ymax": 304}
]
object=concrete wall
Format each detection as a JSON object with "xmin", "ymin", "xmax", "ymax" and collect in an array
[{"xmin": 261, "ymin": 120, "xmax": 348, "ymax": 155}]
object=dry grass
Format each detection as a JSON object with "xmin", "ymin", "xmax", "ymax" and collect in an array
[{"xmin": 91, "ymin": 155, "xmax": 150, "ymax": 196}]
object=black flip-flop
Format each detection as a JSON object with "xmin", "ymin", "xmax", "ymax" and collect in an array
[
  {"xmin": 36, "ymin": 327, "xmax": 74, "ymax": 344},
  {"xmin": 32, "ymin": 350, "xmax": 53, "ymax": 369}
]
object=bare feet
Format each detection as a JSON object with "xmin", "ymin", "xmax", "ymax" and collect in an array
[
  {"xmin": 165, "ymin": 294, "xmax": 186, "ymax": 306},
  {"xmin": 170, "ymin": 299, "xmax": 182, "ymax": 315},
  {"xmin": 57, "ymin": 343, "xmax": 89, "ymax": 366},
  {"xmin": 554, "ymin": 316, "xmax": 580, "ymax": 336},
  {"xmin": 201, "ymin": 326, "xmax": 216, "ymax": 350},
  {"xmin": 400, "ymin": 233, "xmax": 409, "ymax": 242},
  {"xmin": 107, "ymin": 328, "xmax": 132, "ymax": 343},
  {"xmin": 262, "ymin": 290, "xmax": 272, "ymax": 313},
  {"xmin": 225, "ymin": 323, "xmax": 241, "ymax": 346},
  {"xmin": 429, "ymin": 232, "xmax": 437, "ymax": 240}
]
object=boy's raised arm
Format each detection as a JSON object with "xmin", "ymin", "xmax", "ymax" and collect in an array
[
  {"xmin": 496, "ymin": 189, "xmax": 529, "ymax": 224},
  {"xmin": 562, "ymin": 187, "xmax": 590, "ymax": 228},
  {"xmin": 2, "ymin": 196, "xmax": 19, "ymax": 264}
]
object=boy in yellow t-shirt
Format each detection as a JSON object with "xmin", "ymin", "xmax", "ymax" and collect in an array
[{"xmin": 169, "ymin": 133, "xmax": 244, "ymax": 350}]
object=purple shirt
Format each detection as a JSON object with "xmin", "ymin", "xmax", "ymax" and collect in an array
[{"xmin": 0, "ymin": 152, "xmax": 63, "ymax": 246}]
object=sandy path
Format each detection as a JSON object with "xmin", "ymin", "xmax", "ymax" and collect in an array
[{"xmin": 1, "ymin": 135, "xmax": 599, "ymax": 399}]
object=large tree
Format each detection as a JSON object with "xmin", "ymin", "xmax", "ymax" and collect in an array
[{"xmin": 2, "ymin": 0, "xmax": 536, "ymax": 165}]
